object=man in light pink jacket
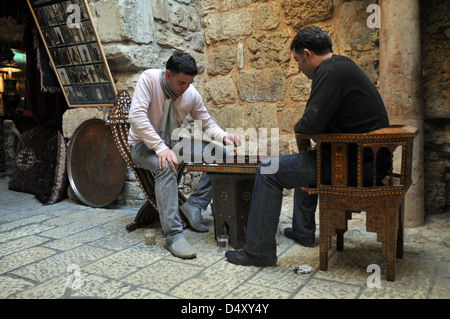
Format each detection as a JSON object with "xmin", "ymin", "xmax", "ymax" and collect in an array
[{"xmin": 128, "ymin": 52, "xmax": 239, "ymax": 259}]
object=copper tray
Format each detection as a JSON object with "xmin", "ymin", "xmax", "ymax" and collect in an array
[{"xmin": 67, "ymin": 119, "xmax": 127, "ymax": 207}]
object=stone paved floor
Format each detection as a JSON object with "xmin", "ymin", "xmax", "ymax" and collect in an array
[{"xmin": 0, "ymin": 174, "xmax": 448, "ymax": 301}]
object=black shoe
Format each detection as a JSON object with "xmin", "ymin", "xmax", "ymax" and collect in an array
[
  {"xmin": 284, "ymin": 228, "xmax": 315, "ymax": 247},
  {"xmin": 225, "ymin": 249, "xmax": 277, "ymax": 267}
]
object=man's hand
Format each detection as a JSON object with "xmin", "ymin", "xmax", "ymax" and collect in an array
[
  {"xmin": 157, "ymin": 148, "xmax": 178, "ymax": 171},
  {"xmin": 223, "ymin": 133, "xmax": 241, "ymax": 146}
]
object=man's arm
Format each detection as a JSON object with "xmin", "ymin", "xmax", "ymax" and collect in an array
[{"xmin": 189, "ymin": 93, "xmax": 240, "ymax": 146}]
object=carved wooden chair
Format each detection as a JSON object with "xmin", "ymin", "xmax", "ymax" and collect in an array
[
  {"xmin": 107, "ymin": 90, "xmax": 187, "ymax": 231},
  {"xmin": 296, "ymin": 125, "xmax": 418, "ymax": 281}
]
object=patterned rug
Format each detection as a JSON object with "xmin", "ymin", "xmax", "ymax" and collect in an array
[{"xmin": 8, "ymin": 126, "xmax": 68, "ymax": 204}]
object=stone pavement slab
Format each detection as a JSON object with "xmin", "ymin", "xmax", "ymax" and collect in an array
[{"xmin": 0, "ymin": 175, "xmax": 448, "ymax": 302}]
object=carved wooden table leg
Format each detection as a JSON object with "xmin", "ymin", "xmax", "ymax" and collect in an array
[{"xmin": 210, "ymin": 175, "xmax": 254, "ymax": 249}]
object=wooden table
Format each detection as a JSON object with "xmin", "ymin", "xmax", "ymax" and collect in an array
[{"xmin": 187, "ymin": 157, "xmax": 263, "ymax": 249}]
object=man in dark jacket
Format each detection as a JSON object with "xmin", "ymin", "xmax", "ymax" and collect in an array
[{"xmin": 225, "ymin": 26, "xmax": 390, "ymax": 267}]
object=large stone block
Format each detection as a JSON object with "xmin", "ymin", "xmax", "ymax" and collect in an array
[
  {"xmin": 90, "ymin": 0, "xmax": 154, "ymax": 44},
  {"xmin": 207, "ymin": 107, "xmax": 245, "ymax": 131},
  {"xmin": 245, "ymin": 103, "xmax": 278, "ymax": 129},
  {"xmin": 102, "ymin": 43, "xmax": 158, "ymax": 72},
  {"xmin": 340, "ymin": 0, "xmax": 378, "ymax": 52},
  {"xmin": 171, "ymin": 4, "xmax": 201, "ymax": 32},
  {"xmin": 280, "ymin": 0, "xmax": 333, "ymax": 31},
  {"xmin": 118, "ymin": 0, "xmax": 154, "ymax": 44},
  {"xmin": 203, "ymin": 9, "xmax": 253, "ymax": 42},
  {"xmin": 153, "ymin": 0, "xmax": 169, "ymax": 22},
  {"xmin": 237, "ymin": 70, "xmax": 286, "ymax": 102},
  {"xmin": 206, "ymin": 77, "xmax": 238, "ymax": 105},
  {"xmin": 288, "ymin": 74, "xmax": 311, "ymax": 101},
  {"xmin": 156, "ymin": 25, "xmax": 184, "ymax": 50},
  {"xmin": 256, "ymin": 2, "xmax": 280, "ymax": 30},
  {"xmin": 248, "ymin": 33, "xmax": 291, "ymax": 69},
  {"xmin": 207, "ymin": 44, "xmax": 236, "ymax": 76},
  {"xmin": 89, "ymin": 0, "xmax": 122, "ymax": 43}
]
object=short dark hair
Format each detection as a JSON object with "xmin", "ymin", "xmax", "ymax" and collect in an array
[
  {"xmin": 290, "ymin": 26, "xmax": 333, "ymax": 55},
  {"xmin": 166, "ymin": 52, "xmax": 198, "ymax": 76}
]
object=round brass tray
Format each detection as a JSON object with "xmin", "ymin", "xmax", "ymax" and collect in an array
[{"xmin": 67, "ymin": 118, "xmax": 126, "ymax": 207}]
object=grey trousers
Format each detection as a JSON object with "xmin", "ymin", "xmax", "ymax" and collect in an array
[{"xmin": 130, "ymin": 140, "xmax": 224, "ymax": 245}]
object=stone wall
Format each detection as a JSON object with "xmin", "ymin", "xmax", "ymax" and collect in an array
[
  {"xmin": 61, "ymin": 0, "xmax": 448, "ymax": 217},
  {"xmin": 421, "ymin": 0, "xmax": 450, "ymax": 215},
  {"xmin": 201, "ymin": 0, "xmax": 380, "ymax": 156},
  {"xmin": 88, "ymin": 0, "xmax": 205, "ymax": 95},
  {"xmin": 63, "ymin": 0, "xmax": 206, "ymax": 205},
  {"xmin": 63, "ymin": 0, "xmax": 383, "ymax": 206}
]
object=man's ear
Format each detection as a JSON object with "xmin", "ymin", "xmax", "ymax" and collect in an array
[
  {"xmin": 304, "ymin": 48, "xmax": 312, "ymax": 58},
  {"xmin": 165, "ymin": 69, "xmax": 171, "ymax": 80}
]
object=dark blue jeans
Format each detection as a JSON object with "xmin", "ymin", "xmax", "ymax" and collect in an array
[{"xmin": 245, "ymin": 150, "xmax": 325, "ymax": 258}]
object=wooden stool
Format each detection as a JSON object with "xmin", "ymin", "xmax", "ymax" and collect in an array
[
  {"xmin": 296, "ymin": 125, "xmax": 418, "ymax": 281},
  {"xmin": 107, "ymin": 91, "xmax": 187, "ymax": 231}
]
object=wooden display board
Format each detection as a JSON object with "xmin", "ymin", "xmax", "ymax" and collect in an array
[{"xmin": 27, "ymin": 0, "xmax": 117, "ymax": 107}]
